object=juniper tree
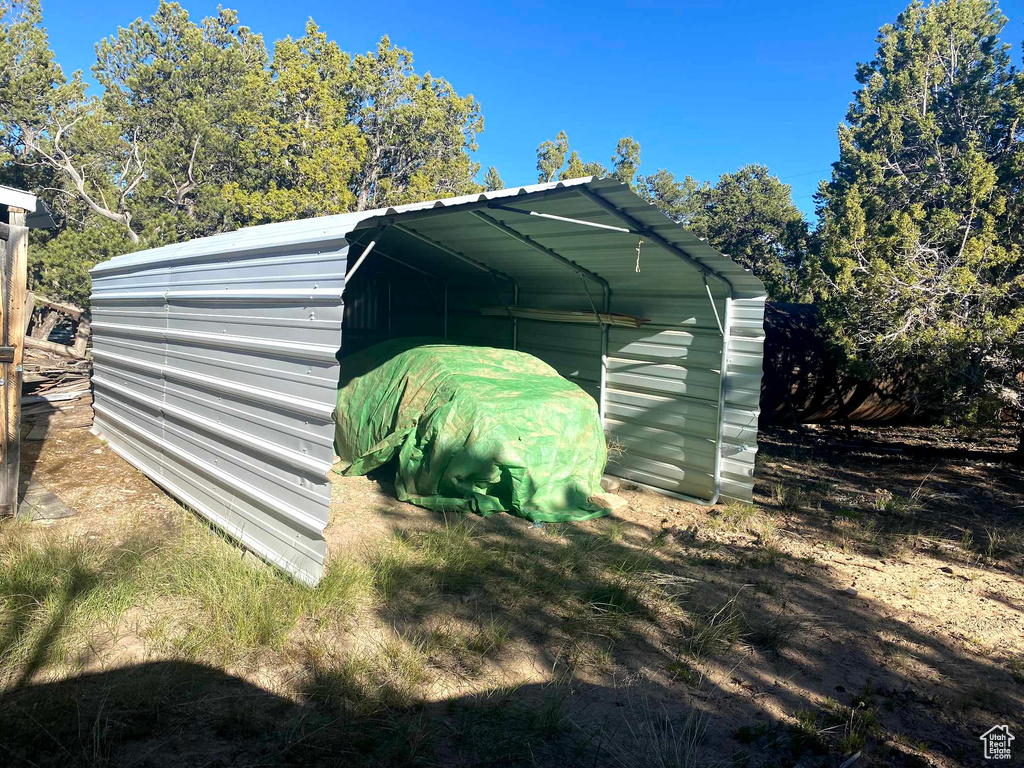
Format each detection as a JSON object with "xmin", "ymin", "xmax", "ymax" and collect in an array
[
  {"xmin": 535, "ymin": 132, "xmax": 625, "ymax": 181},
  {"xmin": 93, "ymin": 1, "xmax": 268, "ymax": 241},
  {"xmin": 346, "ymin": 36, "xmax": 482, "ymax": 209},
  {"xmin": 1, "ymin": 2, "xmax": 487, "ymax": 303},
  {"xmin": 222, "ymin": 20, "xmax": 363, "ymax": 224},
  {"xmin": 639, "ymin": 165, "xmax": 811, "ymax": 301},
  {"xmin": 816, "ymin": 0, "xmax": 1024, "ymax": 448},
  {"xmin": 700, "ymin": 165, "xmax": 812, "ymax": 301}
]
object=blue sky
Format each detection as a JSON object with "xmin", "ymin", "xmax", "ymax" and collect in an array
[{"xmin": 40, "ymin": 0, "xmax": 1024, "ymax": 220}]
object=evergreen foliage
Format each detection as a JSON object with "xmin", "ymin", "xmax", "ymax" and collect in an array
[
  {"xmin": 815, "ymin": 0, "xmax": 1024, "ymax": 438},
  {"xmin": 3, "ymin": 0, "xmax": 1022, "ymax": 441}
]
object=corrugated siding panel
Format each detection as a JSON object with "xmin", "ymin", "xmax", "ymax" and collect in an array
[
  {"xmin": 90, "ymin": 243, "xmax": 348, "ymax": 585},
  {"xmin": 602, "ymin": 317, "xmax": 721, "ymax": 499},
  {"xmin": 600, "ymin": 287, "xmax": 764, "ymax": 504},
  {"xmin": 514, "ymin": 288, "xmax": 603, "ymax": 402},
  {"xmin": 718, "ymin": 297, "xmax": 766, "ymax": 502},
  {"xmin": 446, "ymin": 284, "xmax": 514, "ymax": 349}
]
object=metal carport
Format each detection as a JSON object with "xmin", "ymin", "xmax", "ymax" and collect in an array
[{"xmin": 90, "ymin": 177, "xmax": 766, "ymax": 585}]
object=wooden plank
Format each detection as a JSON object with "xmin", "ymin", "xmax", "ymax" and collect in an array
[
  {"xmin": 73, "ymin": 315, "xmax": 91, "ymax": 357},
  {"xmin": 21, "ymin": 390, "xmax": 88, "ymax": 406},
  {"xmin": 24, "ymin": 335, "xmax": 86, "ymax": 358},
  {"xmin": 17, "ymin": 482, "xmax": 76, "ymax": 521},
  {"xmin": 480, "ymin": 306, "xmax": 649, "ymax": 329},
  {"xmin": 0, "ymin": 187, "xmax": 37, "ymax": 212},
  {"xmin": 0, "ymin": 227, "xmax": 6, "ymax": 514},
  {"xmin": 25, "ymin": 423, "xmax": 48, "ymax": 441},
  {"xmin": 34, "ymin": 294, "xmax": 83, "ymax": 320},
  {"xmin": 22, "ymin": 290, "xmax": 33, "ymax": 336},
  {"xmin": 3, "ymin": 208, "xmax": 27, "ymax": 516},
  {"xmin": 30, "ymin": 309, "xmax": 60, "ymax": 340}
]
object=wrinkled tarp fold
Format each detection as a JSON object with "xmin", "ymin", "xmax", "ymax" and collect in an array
[{"xmin": 332, "ymin": 339, "xmax": 608, "ymax": 522}]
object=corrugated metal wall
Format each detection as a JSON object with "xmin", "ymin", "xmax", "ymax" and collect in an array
[
  {"xmin": 515, "ymin": 287, "xmax": 603, "ymax": 404},
  {"xmin": 602, "ymin": 290, "xmax": 724, "ymax": 501},
  {"xmin": 718, "ymin": 296, "xmax": 765, "ymax": 501},
  {"xmin": 91, "ymin": 227, "xmax": 351, "ymax": 585}
]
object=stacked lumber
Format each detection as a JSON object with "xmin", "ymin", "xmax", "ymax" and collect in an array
[
  {"xmin": 480, "ymin": 305, "xmax": 650, "ymax": 328},
  {"xmin": 20, "ymin": 295, "xmax": 93, "ymax": 436},
  {"xmin": 25, "ymin": 293, "xmax": 90, "ymax": 359}
]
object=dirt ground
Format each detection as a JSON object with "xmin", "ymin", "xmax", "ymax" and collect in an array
[{"xmin": 1, "ymin": 416, "xmax": 1022, "ymax": 767}]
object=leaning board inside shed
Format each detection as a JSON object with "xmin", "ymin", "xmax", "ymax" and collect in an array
[{"xmin": 90, "ymin": 178, "xmax": 766, "ymax": 585}]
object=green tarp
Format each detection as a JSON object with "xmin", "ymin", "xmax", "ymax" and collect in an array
[{"xmin": 332, "ymin": 339, "xmax": 608, "ymax": 522}]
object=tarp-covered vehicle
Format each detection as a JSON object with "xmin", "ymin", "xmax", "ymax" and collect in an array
[{"xmin": 332, "ymin": 339, "xmax": 608, "ymax": 522}]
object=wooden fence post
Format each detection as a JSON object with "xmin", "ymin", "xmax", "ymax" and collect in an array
[
  {"xmin": 73, "ymin": 315, "xmax": 91, "ymax": 358},
  {"xmin": 0, "ymin": 220, "xmax": 6, "ymax": 515},
  {"xmin": 2, "ymin": 208, "xmax": 28, "ymax": 516}
]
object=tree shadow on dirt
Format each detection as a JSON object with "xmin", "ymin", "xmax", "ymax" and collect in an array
[
  {"xmin": 756, "ymin": 424, "xmax": 1024, "ymax": 575},
  {"xmin": 0, "ymin": 661, "xmax": 682, "ymax": 767},
  {"xmin": 4, "ymin": 424, "xmax": 1023, "ymax": 767},
  {"xmin": 318, "ymin": 446, "xmax": 1024, "ymax": 767}
]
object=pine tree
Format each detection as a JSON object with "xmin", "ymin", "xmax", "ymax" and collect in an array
[
  {"xmin": 536, "ymin": 131, "xmax": 569, "ymax": 183},
  {"xmin": 610, "ymin": 137, "xmax": 641, "ymax": 186}
]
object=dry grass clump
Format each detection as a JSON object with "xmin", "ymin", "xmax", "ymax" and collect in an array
[
  {"xmin": 872, "ymin": 487, "xmax": 921, "ymax": 519},
  {"xmin": 743, "ymin": 604, "xmax": 806, "ymax": 656},
  {"xmin": 0, "ymin": 512, "xmax": 374, "ymax": 679},
  {"xmin": 679, "ymin": 592, "xmax": 743, "ymax": 661},
  {"xmin": 600, "ymin": 694, "xmax": 712, "ymax": 768}
]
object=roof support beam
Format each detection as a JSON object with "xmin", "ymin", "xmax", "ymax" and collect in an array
[
  {"xmin": 344, "ymin": 237, "xmax": 379, "ymax": 281},
  {"xmin": 470, "ymin": 208, "xmax": 611, "ymax": 421},
  {"xmin": 469, "ymin": 210, "xmax": 610, "ymax": 293},
  {"xmin": 392, "ymin": 222, "xmax": 519, "ymax": 349},
  {"xmin": 352, "ymin": 186, "xmax": 585, "ymax": 232},
  {"xmin": 575, "ymin": 185, "xmax": 733, "ymax": 508},
  {"xmin": 575, "ymin": 187, "xmax": 733, "ymax": 292},
  {"xmin": 393, "ymin": 223, "xmax": 517, "ymax": 287},
  {"xmin": 376, "ymin": 248, "xmax": 445, "ymax": 281},
  {"xmin": 488, "ymin": 205, "xmax": 634, "ymax": 234}
]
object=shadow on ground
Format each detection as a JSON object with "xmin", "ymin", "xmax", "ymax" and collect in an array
[{"xmin": 2, "ymin": 425, "xmax": 1023, "ymax": 767}]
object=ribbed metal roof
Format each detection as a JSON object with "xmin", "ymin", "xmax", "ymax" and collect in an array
[{"xmin": 94, "ymin": 178, "xmax": 764, "ymax": 299}]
